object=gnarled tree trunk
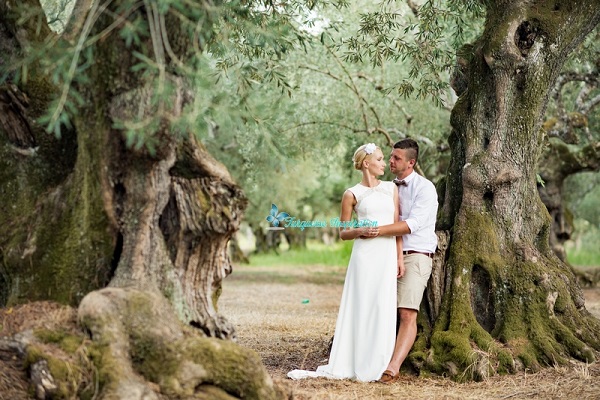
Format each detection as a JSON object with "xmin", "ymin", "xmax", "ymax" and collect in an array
[
  {"xmin": 421, "ymin": 1, "xmax": 600, "ymax": 380},
  {"xmin": 1, "ymin": 0, "xmax": 241, "ymax": 340},
  {"xmin": 0, "ymin": 1, "xmax": 282, "ymax": 398}
]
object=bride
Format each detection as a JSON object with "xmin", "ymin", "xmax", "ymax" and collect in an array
[{"xmin": 288, "ymin": 143, "xmax": 403, "ymax": 382}]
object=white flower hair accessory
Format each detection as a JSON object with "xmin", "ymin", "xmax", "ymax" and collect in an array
[{"xmin": 364, "ymin": 143, "xmax": 376, "ymax": 154}]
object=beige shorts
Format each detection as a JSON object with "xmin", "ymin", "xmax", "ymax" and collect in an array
[{"xmin": 397, "ymin": 253, "xmax": 432, "ymax": 310}]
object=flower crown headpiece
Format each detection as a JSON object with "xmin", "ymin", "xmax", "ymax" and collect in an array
[{"xmin": 364, "ymin": 143, "xmax": 377, "ymax": 154}]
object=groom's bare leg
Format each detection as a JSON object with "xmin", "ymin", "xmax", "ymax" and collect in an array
[
  {"xmin": 381, "ymin": 254, "xmax": 432, "ymax": 380},
  {"xmin": 386, "ymin": 308, "xmax": 418, "ymax": 374}
]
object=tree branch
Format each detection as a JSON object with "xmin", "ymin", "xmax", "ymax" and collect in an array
[
  {"xmin": 280, "ymin": 121, "xmax": 368, "ymax": 134},
  {"xmin": 356, "ymin": 72, "xmax": 414, "ymax": 126},
  {"xmin": 581, "ymin": 92, "xmax": 600, "ymax": 114},
  {"xmin": 324, "ymin": 45, "xmax": 371, "ymax": 133},
  {"xmin": 406, "ymin": 0, "xmax": 420, "ymax": 16}
]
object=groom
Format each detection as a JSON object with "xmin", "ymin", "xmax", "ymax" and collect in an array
[{"xmin": 376, "ymin": 138, "xmax": 438, "ymax": 383}]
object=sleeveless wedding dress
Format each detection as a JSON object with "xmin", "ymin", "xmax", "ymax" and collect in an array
[{"xmin": 288, "ymin": 181, "xmax": 397, "ymax": 382}]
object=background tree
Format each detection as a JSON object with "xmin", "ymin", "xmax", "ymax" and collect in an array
[{"xmin": 537, "ymin": 32, "xmax": 600, "ymax": 264}]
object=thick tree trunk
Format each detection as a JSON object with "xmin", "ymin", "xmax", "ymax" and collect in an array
[
  {"xmin": 0, "ymin": 1, "xmax": 282, "ymax": 398},
  {"xmin": 0, "ymin": 1, "xmax": 112, "ymax": 306},
  {"xmin": 425, "ymin": 1, "xmax": 600, "ymax": 379},
  {"xmin": 1, "ymin": 0, "xmax": 243, "ymax": 339}
]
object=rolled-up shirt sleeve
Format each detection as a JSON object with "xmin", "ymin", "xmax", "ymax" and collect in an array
[
  {"xmin": 400, "ymin": 173, "xmax": 438, "ymax": 253},
  {"xmin": 404, "ymin": 182, "xmax": 437, "ymax": 234}
]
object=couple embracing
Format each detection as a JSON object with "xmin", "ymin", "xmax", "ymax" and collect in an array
[{"xmin": 288, "ymin": 138, "xmax": 438, "ymax": 383}]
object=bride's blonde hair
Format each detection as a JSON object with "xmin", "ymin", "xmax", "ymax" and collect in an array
[{"xmin": 352, "ymin": 143, "xmax": 380, "ymax": 170}]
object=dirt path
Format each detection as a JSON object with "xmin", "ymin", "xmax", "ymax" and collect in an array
[
  {"xmin": 1, "ymin": 264, "xmax": 599, "ymax": 399},
  {"xmin": 220, "ymin": 264, "xmax": 600, "ymax": 400}
]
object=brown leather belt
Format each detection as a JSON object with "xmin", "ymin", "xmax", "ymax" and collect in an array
[{"xmin": 403, "ymin": 250, "xmax": 434, "ymax": 258}]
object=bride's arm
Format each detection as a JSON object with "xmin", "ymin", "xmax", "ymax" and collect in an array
[{"xmin": 339, "ymin": 190, "xmax": 376, "ymax": 240}]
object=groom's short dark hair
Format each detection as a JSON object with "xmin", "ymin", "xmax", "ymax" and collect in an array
[{"xmin": 393, "ymin": 138, "xmax": 419, "ymax": 164}]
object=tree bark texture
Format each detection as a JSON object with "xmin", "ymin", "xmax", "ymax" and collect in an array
[
  {"xmin": 0, "ymin": 0, "xmax": 245, "ymax": 339},
  {"xmin": 0, "ymin": 1, "xmax": 282, "ymax": 398},
  {"xmin": 427, "ymin": 0, "xmax": 600, "ymax": 379},
  {"xmin": 0, "ymin": 0, "xmax": 107, "ymax": 306}
]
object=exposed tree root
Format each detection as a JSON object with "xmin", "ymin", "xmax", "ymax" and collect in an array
[
  {"xmin": 77, "ymin": 287, "xmax": 284, "ymax": 399},
  {"xmin": 0, "ymin": 289, "xmax": 289, "ymax": 399}
]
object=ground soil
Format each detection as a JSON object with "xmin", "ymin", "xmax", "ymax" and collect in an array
[
  {"xmin": 220, "ymin": 264, "xmax": 600, "ymax": 400},
  {"xmin": 0, "ymin": 302, "xmax": 79, "ymax": 400},
  {"xmin": 1, "ymin": 264, "xmax": 600, "ymax": 399}
]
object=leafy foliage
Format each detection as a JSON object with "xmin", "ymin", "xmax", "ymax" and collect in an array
[
  {"xmin": 19, "ymin": 0, "xmax": 600, "ymax": 259},
  {"xmin": 338, "ymin": 0, "xmax": 484, "ymax": 104},
  {"xmin": 9, "ymin": 1, "xmax": 462, "ymax": 240}
]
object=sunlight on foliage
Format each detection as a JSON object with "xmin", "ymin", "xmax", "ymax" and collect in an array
[{"xmin": 338, "ymin": 0, "xmax": 484, "ymax": 104}]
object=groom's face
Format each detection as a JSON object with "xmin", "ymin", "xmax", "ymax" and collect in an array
[{"xmin": 389, "ymin": 148, "xmax": 414, "ymax": 179}]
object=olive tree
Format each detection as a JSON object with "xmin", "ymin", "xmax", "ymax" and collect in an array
[
  {"xmin": 342, "ymin": 0, "xmax": 600, "ymax": 379},
  {"xmin": 428, "ymin": 1, "xmax": 600, "ymax": 378},
  {"xmin": 0, "ymin": 0, "xmax": 331, "ymax": 397},
  {"xmin": 537, "ymin": 36, "xmax": 600, "ymax": 263}
]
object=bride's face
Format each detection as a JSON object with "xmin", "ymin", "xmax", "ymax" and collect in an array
[{"xmin": 364, "ymin": 149, "xmax": 386, "ymax": 176}]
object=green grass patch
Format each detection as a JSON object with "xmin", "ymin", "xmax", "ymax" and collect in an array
[
  {"xmin": 246, "ymin": 240, "xmax": 352, "ymax": 267},
  {"xmin": 228, "ymin": 263, "xmax": 347, "ymax": 285},
  {"xmin": 566, "ymin": 221, "xmax": 600, "ymax": 267},
  {"xmin": 567, "ymin": 249, "xmax": 600, "ymax": 267}
]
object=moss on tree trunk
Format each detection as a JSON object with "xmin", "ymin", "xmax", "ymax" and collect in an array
[
  {"xmin": 0, "ymin": 1, "xmax": 281, "ymax": 398},
  {"xmin": 1, "ymin": 0, "xmax": 244, "ymax": 338},
  {"xmin": 420, "ymin": 0, "xmax": 600, "ymax": 380}
]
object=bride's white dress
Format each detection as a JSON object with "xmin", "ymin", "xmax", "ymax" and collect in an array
[{"xmin": 288, "ymin": 181, "xmax": 397, "ymax": 382}]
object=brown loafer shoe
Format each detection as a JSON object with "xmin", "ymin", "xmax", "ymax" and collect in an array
[{"xmin": 378, "ymin": 369, "xmax": 400, "ymax": 384}]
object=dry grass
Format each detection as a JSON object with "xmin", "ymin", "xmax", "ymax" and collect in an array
[
  {"xmin": 0, "ymin": 301, "xmax": 78, "ymax": 337},
  {"xmin": 220, "ymin": 263, "xmax": 600, "ymax": 400},
  {"xmin": 0, "ymin": 302, "xmax": 79, "ymax": 400},
  {"xmin": 1, "ymin": 265, "xmax": 600, "ymax": 399}
]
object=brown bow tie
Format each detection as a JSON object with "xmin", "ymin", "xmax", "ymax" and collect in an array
[{"xmin": 394, "ymin": 179, "xmax": 407, "ymax": 186}]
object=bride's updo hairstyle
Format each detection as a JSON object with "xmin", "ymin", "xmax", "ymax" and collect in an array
[{"xmin": 352, "ymin": 143, "xmax": 379, "ymax": 170}]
